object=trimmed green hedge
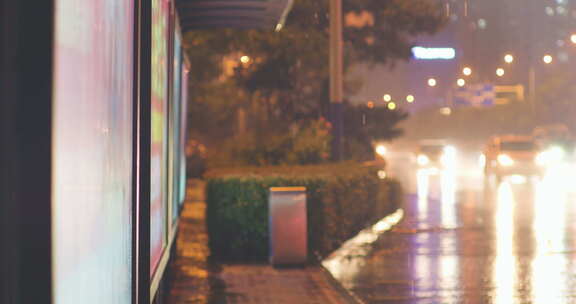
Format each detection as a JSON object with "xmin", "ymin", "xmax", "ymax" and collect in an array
[{"xmin": 205, "ymin": 163, "xmax": 402, "ymax": 261}]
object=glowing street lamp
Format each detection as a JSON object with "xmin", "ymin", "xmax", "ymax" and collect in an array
[
  {"xmin": 428, "ymin": 78, "xmax": 437, "ymax": 87},
  {"xmin": 456, "ymin": 78, "xmax": 466, "ymax": 87},
  {"xmin": 504, "ymin": 54, "xmax": 514, "ymax": 64},
  {"xmin": 387, "ymin": 102, "xmax": 397, "ymax": 110},
  {"xmin": 383, "ymin": 94, "xmax": 392, "ymax": 102},
  {"xmin": 543, "ymin": 54, "xmax": 553, "ymax": 64},
  {"xmin": 367, "ymin": 101, "xmax": 375, "ymax": 109},
  {"xmin": 462, "ymin": 67, "xmax": 472, "ymax": 76},
  {"xmin": 240, "ymin": 55, "xmax": 251, "ymax": 64},
  {"xmin": 571, "ymin": 34, "xmax": 576, "ymax": 44},
  {"xmin": 496, "ymin": 68, "xmax": 505, "ymax": 77},
  {"xmin": 440, "ymin": 107, "xmax": 452, "ymax": 116},
  {"xmin": 406, "ymin": 95, "xmax": 415, "ymax": 103}
]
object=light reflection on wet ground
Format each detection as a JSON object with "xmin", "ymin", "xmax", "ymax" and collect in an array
[{"xmin": 330, "ymin": 159, "xmax": 576, "ymax": 303}]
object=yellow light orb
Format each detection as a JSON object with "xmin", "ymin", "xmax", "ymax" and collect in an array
[
  {"xmin": 496, "ymin": 68, "xmax": 505, "ymax": 77},
  {"xmin": 387, "ymin": 102, "xmax": 397, "ymax": 110},
  {"xmin": 543, "ymin": 54, "xmax": 553, "ymax": 64},
  {"xmin": 456, "ymin": 78, "xmax": 466, "ymax": 87},
  {"xmin": 428, "ymin": 78, "xmax": 437, "ymax": 87},
  {"xmin": 462, "ymin": 67, "xmax": 472, "ymax": 76},
  {"xmin": 383, "ymin": 94, "xmax": 392, "ymax": 102},
  {"xmin": 440, "ymin": 107, "xmax": 452, "ymax": 116},
  {"xmin": 375, "ymin": 145, "xmax": 387, "ymax": 156},
  {"xmin": 571, "ymin": 34, "xmax": 576, "ymax": 44},
  {"xmin": 406, "ymin": 95, "xmax": 415, "ymax": 103},
  {"xmin": 504, "ymin": 54, "xmax": 514, "ymax": 64},
  {"xmin": 240, "ymin": 55, "xmax": 251, "ymax": 64}
]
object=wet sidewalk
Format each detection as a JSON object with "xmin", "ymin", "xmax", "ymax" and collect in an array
[{"xmin": 165, "ymin": 180, "xmax": 359, "ymax": 304}]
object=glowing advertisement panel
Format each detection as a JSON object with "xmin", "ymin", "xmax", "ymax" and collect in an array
[
  {"xmin": 52, "ymin": 0, "xmax": 133, "ymax": 303},
  {"xmin": 412, "ymin": 47, "xmax": 456, "ymax": 60},
  {"xmin": 172, "ymin": 29, "xmax": 183, "ymax": 222},
  {"xmin": 151, "ymin": 0, "xmax": 169, "ymax": 274},
  {"xmin": 180, "ymin": 61, "xmax": 190, "ymax": 209}
]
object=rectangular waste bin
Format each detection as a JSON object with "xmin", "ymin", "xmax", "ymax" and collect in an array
[{"xmin": 269, "ymin": 187, "xmax": 307, "ymax": 265}]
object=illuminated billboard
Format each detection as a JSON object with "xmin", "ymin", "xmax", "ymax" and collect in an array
[
  {"xmin": 151, "ymin": 0, "xmax": 169, "ymax": 275},
  {"xmin": 52, "ymin": 0, "xmax": 134, "ymax": 302},
  {"xmin": 412, "ymin": 47, "xmax": 456, "ymax": 60}
]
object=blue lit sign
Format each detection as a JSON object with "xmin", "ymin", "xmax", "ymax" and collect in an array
[{"xmin": 412, "ymin": 47, "xmax": 456, "ymax": 60}]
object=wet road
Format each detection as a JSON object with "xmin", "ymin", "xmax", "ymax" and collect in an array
[{"xmin": 329, "ymin": 154, "xmax": 576, "ymax": 303}]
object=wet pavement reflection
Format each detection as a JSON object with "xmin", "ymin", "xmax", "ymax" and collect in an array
[{"xmin": 330, "ymin": 160, "xmax": 576, "ymax": 303}]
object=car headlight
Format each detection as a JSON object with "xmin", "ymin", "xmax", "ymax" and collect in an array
[
  {"xmin": 443, "ymin": 145, "xmax": 457, "ymax": 157},
  {"xmin": 497, "ymin": 154, "xmax": 514, "ymax": 166},
  {"xmin": 535, "ymin": 152, "xmax": 546, "ymax": 166},
  {"xmin": 441, "ymin": 146, "xmax": 457, "ymax": 166},
  {"xmin": 479, "ymin": 154, "xmax": 486, "ymax": 167},
  {"xmin": 417, "ymin": 154, "xmax": 430, "ymax": 166},
  {"xmin": 536, "ymin": 146, "xmax": 565, "ymax": 165}
]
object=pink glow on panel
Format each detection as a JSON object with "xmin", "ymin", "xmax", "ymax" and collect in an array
[{"xmin": 52, "ymin": 0, "xmax": 134, "ymax": 302}]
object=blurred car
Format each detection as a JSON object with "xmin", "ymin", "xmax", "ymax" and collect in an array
[
  {"xmin": 415, "ymin": 140, "xmax": 457, "ymax": 170},
  {"xmin": 482, "ymin": 135, "xmax": 544, "ymax": 180}
]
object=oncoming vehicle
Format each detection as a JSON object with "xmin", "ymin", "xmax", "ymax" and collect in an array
[
  {"xmin": 415, "ymin": 140, "xmax": 457, "ymax": 170},
  {"xmin": 482, "ymin": 135, "xmax": 544, "ymax": 181}
]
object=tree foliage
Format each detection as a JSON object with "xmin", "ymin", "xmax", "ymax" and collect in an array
[{"xmin": 183, "ymin": 0, "xmax": 446, "ymax": 163}]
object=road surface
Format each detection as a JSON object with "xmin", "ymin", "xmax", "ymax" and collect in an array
[{"xmin": 330, "ymin": 150, "xmax": 576, "ymax": 304}]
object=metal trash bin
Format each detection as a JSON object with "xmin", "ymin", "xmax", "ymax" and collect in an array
[{"xmin": 269, "ymin": 187, "xmax": 307, "ymax": 265}]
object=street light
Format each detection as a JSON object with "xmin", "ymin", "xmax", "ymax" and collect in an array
[
  {"xmin": 383, "ymin": 94, "xmax": 392, "ymax": 102},
  {"xmin": 543, "ymin": 54, "xmax": 553, "ymax": 64},
  {"xmin": 440, "ymin": 107, "xmax": 452, "ymax": 116},
  {"xmin": 406, "ymin": 95, "xmax": 415, "ymax": 103},
  {"xmin": 367, "ymin": 101, "xmax": 375, "ymax": 109},
  {"xmin": 240, "ymin": 55, "xmax": 251, "ymax": 64},
  {"xmin": 504, "ymin": 54, "xmax": 514, "ymax": 64},
  {"xmin": 428, "ymin": 78, "xmax": 437, "ymax": 87},
  {"xmin": 571, "ymin": 34, "xmax": 576, "ymax": 44},
  {"xmin": 387, "ymin": 102, "xmax": 397, "ymax": 110},
  {"xmin": 456, "ymin": 78, "xmax": 466, "ymax": 87},
  {"xmin": 462, "ymin": 67, "xmax": 472, "ymax": 76},
  {"xmin": 496, "ymin": 68, "xmax": 505, "ymax": 77}
]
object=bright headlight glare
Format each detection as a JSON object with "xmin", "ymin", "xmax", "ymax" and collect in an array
[
  {"xmin": 479, "ymin": 154, "xmax": 486, "ymax": 167},
  {"xmin": 417, "ymin": 154, "xmax": 430, "ymax": 166},
  {"xmin": 536, "ymin": 146, "xmax": 565, "ymax": 165},
  {"xmin": 536, "ymin": 152, "xmax": 547, "ymax": 165},
  {"xmin": 549, "ymin": 146, "xmax": 565, "ymax": 160},
  {"xmin": 440, "ymin": 154, "xmax": 448, "ymax": 165},
  {"xmin": 498, "ymin": 154, "xmax": 514, "ymax": 166},
  {"xmin": 443, "ymin": 145, "xmax": 456, "ymax": 156}
]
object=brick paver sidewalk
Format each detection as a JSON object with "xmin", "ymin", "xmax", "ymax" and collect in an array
[
  {"xmin": 213, "ymin": 264, "xmax": 352, "ymax": 304},
  {"xmin": 165, "ymin": 180, "xmax": 359, "ymax": 304}
]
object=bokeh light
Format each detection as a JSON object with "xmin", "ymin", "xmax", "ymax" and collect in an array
[{"xmin": 240, "ymin": 55, "xmax": 251, "ymax": 63}]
